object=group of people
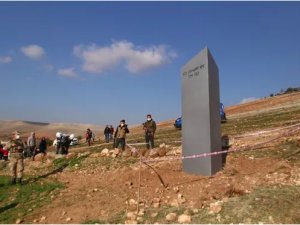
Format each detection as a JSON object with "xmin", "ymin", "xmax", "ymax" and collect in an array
[
  {"xmin": 104, "ymin": 125, "xmax": 114, "ymax": 143},
  {"xmin": 1, "ymin": 132, "xmax": 47, "ymax": 162},
  {"xmin": 111, "ymin": 114, "xmax": 157, "ymax": 151},
  {"xmin": 25, "ymin": 132, "xmax": 47, "ymax": 159},
  {"xmin": 88, "ymin": 114, "xmax": 157, "ymax": 151},
  {"xmin": 2, "ymin": 114, "xmax": 157, "ymax": 185}
]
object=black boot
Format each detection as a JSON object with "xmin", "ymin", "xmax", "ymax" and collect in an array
[
  {"xmin": 11, "ymin": 178, "xmax": 16, "ymax": 185},
  {"xmin": 16, "ymin": 178, "xmax": 23, "ymax": 185}
]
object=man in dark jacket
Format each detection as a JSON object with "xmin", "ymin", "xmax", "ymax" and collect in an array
[
  {"xmin": 143, "ymin": 114, "xmax": 157, "ymax": 149},
  {"xmin": 33, "ymin": 137, "xmax": 47, "ymax": 160},
  {"xmin": 104, "ymin": 125, "xmax": 111, "ymax": 143},
  {"xmin": 114, "ymin": 120, "xmax": 129, "ymax": 151}
]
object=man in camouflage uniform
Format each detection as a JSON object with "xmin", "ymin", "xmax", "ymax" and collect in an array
[
  {"xmin": 143, "ymin": 114, "xmax": 157, "ymax": 149},
  {"xmin": 6, "ymin": 131, "xmax": 25, "ymax": 185}
]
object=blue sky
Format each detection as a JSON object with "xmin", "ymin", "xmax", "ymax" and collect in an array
[{"xmin": 0, "ymin": 2, "xmax": 299, "ymax": 125}]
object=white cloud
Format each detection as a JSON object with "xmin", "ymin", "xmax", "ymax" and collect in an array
[
  {"xmin": 74, "ymin": 40, "xmax": 177, "ymax": 74},
  {"xmin": 0, "ymin": 56, "xmax": 12, "ymax": 64},
  {"xmin": 240, "ymin": 97, "xmax": 258, "ymax": 104},
  {"xmin": 58, "ymin": 67, "xmax": 77, "ymax": 78},
  {"xmin": 21, "ymin": 44, "xmax": 45, "ymax": 60}
]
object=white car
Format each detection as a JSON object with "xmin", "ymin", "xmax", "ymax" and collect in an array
[
  {"xmin": 70, "ymin": 138, "xmax": 79, "ymax": 146},
  {"xmin": 52, "ymin": 137, "xmax": 79, "ymax": 146}
]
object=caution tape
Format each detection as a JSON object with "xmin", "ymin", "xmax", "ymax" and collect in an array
[
  {"xmin": 126, "ymin": 142, "xmax": 148, "ymax": 146},
  {"xmin": 233, "ymin": 122, "xmax": 300, "ymax": 139},
  {"xmin": 127, "ymin": 125, "xmax": 300, "ymax": 164}
]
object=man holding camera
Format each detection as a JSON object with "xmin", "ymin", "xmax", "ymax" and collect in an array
[{"xmin": 143, "ymin": 114, "xmax": 157, "ymax": 150}]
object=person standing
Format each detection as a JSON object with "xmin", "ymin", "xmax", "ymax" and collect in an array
[
  {"xmin": 86, "ymin": 128, "xmax": 92, "ymax": 146},
  {"xmin": 27, "ymin": 132, "xmax": 36, "ymax": 159},
  {"xmin": 114, "ymin": 120, "xmax": 129, "ymax": 151},
  {"xmin": 109, "ymin": 125, "xmax": 114, "ymax": 141},
  {"xmin": 6, "ymin": 131, "xmax": 25, "ymax": 185},
  {"xmin": 38, "ymin": 137, "xmax": 47, "ymax": 155},
  {"xmin": 143, "ymin": 114, "xmax": 157, "ymax": 149},
  {"xmin": 104, "ymin": 125, "xmax": 111, "ymax": 143},
  {"xmin": 92, "ymin": 132, "xmax": 96, "ymax": 143}
]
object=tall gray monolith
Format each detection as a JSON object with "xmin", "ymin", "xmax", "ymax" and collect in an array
[{"xmin": 181, "ymin": 47, "xmax": 222, "ymax": 176}]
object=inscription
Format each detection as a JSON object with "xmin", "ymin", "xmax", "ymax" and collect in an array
[{"xmin": 182, "ymin": 64, "xmax": 205, "ymax": 78}]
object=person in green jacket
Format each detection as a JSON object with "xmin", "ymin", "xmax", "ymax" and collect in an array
[
  {"xmin": 143, "ymin": 114, "xmax": 157, "ymax": 149},
  {"xmin": 114, "ymin": 120, "xmax": 129, "ymax": 151}
]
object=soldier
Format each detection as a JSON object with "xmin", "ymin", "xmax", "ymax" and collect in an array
[
  {"xmin": 114, "ymin": 120, "xmax": 129, "ymax": 151},
  {"xmin": 143, "ymin": 114, "xmax": 157, "ymax": 149},
  {"xmin": 6, "ymin": 131, "xmax": 25, "ymax": 185}
]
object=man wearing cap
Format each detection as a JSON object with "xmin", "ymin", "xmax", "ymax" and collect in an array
[
  {"xmin": 6, "ymin": 131, "xmax": 26, "ymax": 185},
  {"xmin": 143, "ymin": 114, "xmax": 157, "ymax": 149},
  {"xmin": 114, "ymin": 120, "xmax": 130, "ymax": 151}
]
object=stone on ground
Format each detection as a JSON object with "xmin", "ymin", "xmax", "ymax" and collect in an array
[
  {"xmin": 159, "ymin": 143, "xmax": 166, "ymax": 148},
  {"xmin": 101, "ymin": 148, "xmax": 109, "ymax": 156},
  {"xmin": 126, "ymin": 212, "xmax": 137, "ymax": 220},
  {"xmin": 122, "ymin": 149, "xmax": 132, "ymax": 157},
  {"xmin": 158, "ymin": 148, "xmax": 167, "ymax": 157},
  {"xmin": 209, "ymin": 201, "xmax": 222, "ymax": 214},
  {"xmin": 34, "ymin": 153, "xmax": 45, "ymax": 161},
  {"xmin": 178, "ymin": 214, "xmax": 191, "ymax": 223},
  {"xmin": 166, "ymin": 213, "xmax": 177, "ymax": 221},
  {"xmin": 149, "ymin": 149, "xmax": 159, "ymax": 158},
  {"xmin": 113, "ymin": 148, "xmax": 120, "ymax": 155},
  {"xmin": 15, "ymin": 219, "xmax": 23, "ymax": 224}
]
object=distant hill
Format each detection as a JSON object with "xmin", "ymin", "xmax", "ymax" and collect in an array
[
  {"xmin": 0, "ymin": 120, "xmax": 104, "ymax": 140},
  {"xmin": 1, "ymin": 92, "xmax": 300, "ymax": 140},
  {"xmin": 226, "ymin": 92, "xmax": 300, "ymax": 117}
]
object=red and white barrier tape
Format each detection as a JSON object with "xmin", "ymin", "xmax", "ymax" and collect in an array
[
  {"xmin": 233, "ymin": 122, "xmax": 300, "ymax": 139},
  {"xmin": 126, "ymin": 142, "xmax": 147, "ymax": 146},
  {"xmin": 126, "ymin": 125, "xmax": 300, "ymax": 164}
]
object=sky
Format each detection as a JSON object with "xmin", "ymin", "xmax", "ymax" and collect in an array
[{"xmin": 0, "ymin": 2, "xmax": 300, "ymax": 126}]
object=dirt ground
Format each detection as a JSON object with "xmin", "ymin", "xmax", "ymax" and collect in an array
[{"xmin": 22, "ymin": 127, "xmax": 300, "ymax": 224}]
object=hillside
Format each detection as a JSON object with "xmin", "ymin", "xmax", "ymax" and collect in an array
[
  {"xmin": 226, "ymin": 92, "xmax": 300, "ymax": 118},
  {"xmin": 1, "ymin": 92, "xmax": 299, "ymax": 140},
  {"xmin": 0, "ymin": 92, "xmax": 300, "ymax": 224},
  {"xmin": 0, "ymin": 120, "xmax": 104, "ymax": 140}
]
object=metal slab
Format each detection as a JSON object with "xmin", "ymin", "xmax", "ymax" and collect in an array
[{"xmin": 181, "ymin": 47, "xmax": 222, "ymax": 176}]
